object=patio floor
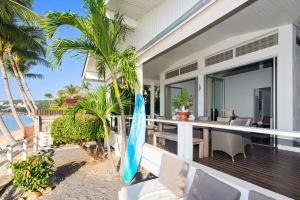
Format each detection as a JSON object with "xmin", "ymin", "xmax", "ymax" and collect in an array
[{"xmin": 146, "ymin": 135, "xmax": 300, "ymax": 200}]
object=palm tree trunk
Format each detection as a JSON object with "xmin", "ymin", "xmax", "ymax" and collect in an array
[
  {"xmin": 0, "ymin": 55, "xmax": 25, "ymax": 133},
  {"xmin": 103, "ymin": 122, "xmax": 117, "ymax": 172},
  {"xmin": 0, "ymin": 115, "xmax": 16, "ymax": 143},
  {"xmin": 15, "ymin": 63, "xmax": 38, "ymax": 111},
  {"xmin": 112, "ymin": 80, "xmax": 127, "ymax": 176},
  {"xmin": 7, "ymin": 53, "xmax": 34, "ymax": 115}
]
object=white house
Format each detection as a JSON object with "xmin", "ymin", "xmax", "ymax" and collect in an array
[
  {"xmin": 83, "ymin": 0, "xmax": 300, "ymax": 149},
  {"xmin": 82, "ymin": 1, "xmax": 300, "ymax": 199}
]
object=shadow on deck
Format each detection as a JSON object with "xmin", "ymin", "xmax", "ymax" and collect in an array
[{"xmin": 146, "ymin": 136, "xmax": 300, "ymax": 200}]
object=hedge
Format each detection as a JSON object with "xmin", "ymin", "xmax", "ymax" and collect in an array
[{"xmin": 51, "ymin": 113, "xmax": 103, "ymax": 145}]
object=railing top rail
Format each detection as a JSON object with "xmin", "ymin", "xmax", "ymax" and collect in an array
[
  {"xmin": 121, "ymin": 116, "xmax": 300, "ymax": 139},
  {"xmin": 9, "ymin": 135, "xmax": 34, "ymax": 148}
]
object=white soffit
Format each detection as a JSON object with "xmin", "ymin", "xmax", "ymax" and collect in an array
[
  {"xmin": 143, "ymin": 0, "xmax": 300, "ymax": 80},
  {"xmin": 106, "ymin": 0, "xmax": 164, "ymax": 20}
]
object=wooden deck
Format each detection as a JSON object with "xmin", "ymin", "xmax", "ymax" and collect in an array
[
  {"xmin": 196, "ymin": 145, "xmax": 300, "ymax": 200},
  {"xmin": 147, "ymin": 134, "xmax": 300, "ymax": 200}
]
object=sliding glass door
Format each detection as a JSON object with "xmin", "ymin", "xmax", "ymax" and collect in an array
[
  {"xmin": 165, "ymin": 79, "xmax": 197, "ymax": 119},
  {"xmin": 206, "ymin": 77, "xmax": 225, "ymax": 120}
]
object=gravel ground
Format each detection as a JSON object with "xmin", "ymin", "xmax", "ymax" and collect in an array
[{"xmin": 1, "ymin": 144, "xmax": 123, "ymax": 200}]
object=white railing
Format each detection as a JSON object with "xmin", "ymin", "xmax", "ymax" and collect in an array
[
  {"xmin": 0, "ymin": 133, "xmax": 52, "ymax": 175},
  {"xmin": 112, "ymin": 116, "xmax": 297, "ymax": 200},
  {"xmin": 110, "ymin": 115, "xmax": 300, "ymax": 161}
]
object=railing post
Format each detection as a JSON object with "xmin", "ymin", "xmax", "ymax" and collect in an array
[
  {"xmin": 114, "ymin": 116, "xmax": 122, "ymax": 157},
  {"xmin": 111, "ymin": 116, "xmax": 115, "ymax": 127},
  {"xmin": 177, "ymin": 123, "xmax": 193, "ymax": 161},
  {"xmin": 34, "ymin": 135, "xmax": 38, "ymax": 152},
  {"xmin": 147, "ymin": 116, "xmax": 151, "ymax": 126},
  {"xmin": 7, "ymin": 145, "xmax": 13, "ymax": 174},
  {"xmin": 22, "ymin": 139, "xmax": 27, "ymax": 160}
]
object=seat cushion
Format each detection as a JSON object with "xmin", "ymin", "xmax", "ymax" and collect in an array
[
  {"xmin": 217, "ymin": 117, "xmax": 231, "ymax": 123},
  {"xmin": 159, "ymin": 154, "xmax": 189, "ymax": 197},
  {"xmin": 248, "ymin": 191, "xmax": 275, "ymax": 200},
  {"xmin": 230, "ymin": 119, "xmax": 248, "ymax": 126},
  {"xmin": 120, "ymin": 178, "xmax": 181, "ymax": 200},
  {"xmin": 187, "ymin": 169, "xmax": 241, "ymax": 200}
]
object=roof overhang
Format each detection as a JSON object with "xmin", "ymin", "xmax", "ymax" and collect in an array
[{"xmin": 142, "ymin": 0, "xmax": 300, "ymax": 80}]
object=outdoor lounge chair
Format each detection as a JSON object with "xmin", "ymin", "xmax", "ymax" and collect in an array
[
  {"xmin": 119, "ymin": 154, "xmax": 241, "ymax": 200},
  {"xmin": 211, "ymin": 118, "xmax": 248, "ymax": 162},
  {"xmin": 187, "ymin": 169, "xmax": 241, "ymax": 200},
  {"xmin": 119, "ymin": 154, "xmax": 189, "ymax": 200},
  {"xmin": 248, "ymin": 191, "xmax": 275, "ymax": 200}
]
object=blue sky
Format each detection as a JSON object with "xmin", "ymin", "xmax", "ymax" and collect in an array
[{"xmin": 0, "ymin": 0, "xmax": 87, "ymax": 100}]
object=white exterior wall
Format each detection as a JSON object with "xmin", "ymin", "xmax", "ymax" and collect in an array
[
  {"xmin": 294, "ymin": 29, "xmax": 300, "ymax": 132},
  {"xmin": 224, "ymin": 68, "xmax": 272, "ymax": 118},
  {"xmin": 159, "ymin": 25, "xmax": 295, "ymax": 135},
  {"xmin": 125, "ymin": 0, "xmax": 200, "ymax": 50}
]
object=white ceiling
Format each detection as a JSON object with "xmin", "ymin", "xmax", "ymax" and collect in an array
[
  {"xmin": 107, "ymin": 0, "xmax": 164, "ymax": 20},
  {"xmin": 144, "ymin": 0, "xmax": 300, "ymax": 80}
]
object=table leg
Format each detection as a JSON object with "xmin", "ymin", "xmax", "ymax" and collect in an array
[
  {"xmin": 158, "ymin": 123, "xmax": 163, "ymax": 132},
  {"xmin": 153, "ymin": 134, "xmax": 157, "ymax": 147},
  {"xmin": 203, "ymin": 128, "xmax": 209, "ymax": 157}
]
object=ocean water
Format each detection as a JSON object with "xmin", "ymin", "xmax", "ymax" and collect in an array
[{"xmin": 0, "ymin": 115, "xmax": 33, "ymax": 134}]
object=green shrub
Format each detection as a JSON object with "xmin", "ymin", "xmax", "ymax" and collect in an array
[
  {"xmin": 7, "ymin": 155, "xmax": 54, "ymax": 192},
  {"xmin": 51, "ymin": 113, "xmax": 103, "ymax": 145}
]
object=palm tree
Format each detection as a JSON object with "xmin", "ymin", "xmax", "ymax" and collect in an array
[
  {"xmin": 0, "ymin": 0, "xmax": 38, "ymax": 24},
  {"xmin": 44, "ymin": 93, "xmax": 53, "ymax": 107},
  {"xmin": 11, "ymin": 27, "xmax": 48, "ymax": 111},
  {"xmin": 64, "ymin": 84, "xmax": 80, "ymax": 98},
  {"xmin": 42, "ymin": 0, "xmax": 140, "ymax": 175},
  {"xmin": 0, "ymin": 41, "xmax": 25, "ymax": 132},
  {"xmin": 4, "ymin": 51, "xmax": 35, "ymax": 115},
  {"xmin": 0, "ymin": 0, "xmax": 40, "ymax": 139},
  {"xmin": 70, "ymin": 85, "xmax": 118, "ymax": 169}
]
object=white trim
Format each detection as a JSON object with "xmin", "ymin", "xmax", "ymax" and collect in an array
[
  {"xmin": 137, "ymin": 0, "xmax": 250, "ymax": 64},
  {"xmin": 137, "ymin": 0, "xmax": 217, "ymax": 60},
  {"xmin": 278, "ymin": 145, "xmax": 300, "ymax": 153},
  {"xmin": 144, "ymin": 118, "xmax": 300, "ymax": 139}
]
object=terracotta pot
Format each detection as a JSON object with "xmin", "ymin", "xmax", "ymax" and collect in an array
[
  {"xmin": 43, "ymin": 186, "xmax": 52, "ymax": 194},
  {"xmin": 27, "ymin": 191, "xmax": 42, "ymax": 200},
  {"xmin": 175, "ymin": 111, "xmax": 191, "ymax": 121}
]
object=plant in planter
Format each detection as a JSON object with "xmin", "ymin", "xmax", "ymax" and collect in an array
[
  {"xmin": 7, "ymin": 154, "xmax": 54, "ymax": 197},
  {"xmin": 172, "ymin": 88, "xmax": 193, "ymax": 121}
]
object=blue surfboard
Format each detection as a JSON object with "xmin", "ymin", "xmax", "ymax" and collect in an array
[{"xmin": 123, "ymin": 94, "xmax": 146, "ymax": 184}]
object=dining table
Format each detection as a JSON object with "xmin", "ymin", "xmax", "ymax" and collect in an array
[{"xmin": 156, "ymin": 119, "xmax": 229, "ymax": 158}]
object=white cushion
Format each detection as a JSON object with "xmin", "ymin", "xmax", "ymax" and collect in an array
[{"xmin": 119, "ymin": 179, "xmax": 181, "ymax": 200}]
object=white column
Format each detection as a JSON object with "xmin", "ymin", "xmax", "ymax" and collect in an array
[
  {"xmin": 150, "ymin": 82, "xmax": 155, "ymax": 117},
  {"xmin": 137, "ymin": 64, "xmax": 143, "ymax": 93},
  {"xmin": 277, "ymin": 24, "xmax": 294, "ymax": 131},
  {"xmin": 177, "ymin": 123, "xmax": 193, "ymax": 161},
  {"xmin": 114, "ymin": 116, "xmax": 122, "ymax": 157},
  {"xmin": 160, "ymin": 73, "xmax": 165, "ymax": 116},
  {"xmin": 198, "ymin": 74, "xmax": 205, "ymax": 117}
]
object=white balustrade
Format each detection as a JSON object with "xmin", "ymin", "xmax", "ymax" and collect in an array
[
  {"xmin": 177, "ymin": 123, "xmax": 193, "ymax": 161},
  {"xmin": 22, "ymin": 139, "xmax": 27, "ymax": 160},
  {"xmin": 6, "ymin": 146, "xmax": 13, "ymax": 174}
]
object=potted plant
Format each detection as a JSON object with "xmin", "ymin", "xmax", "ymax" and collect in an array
[
  {"xmin": 172, "ymin": 88, "xmax": 193, "ymax": 121},
  {"xmin": 7, "ymin": 154, "xmax": 54, "ymax": 199}
]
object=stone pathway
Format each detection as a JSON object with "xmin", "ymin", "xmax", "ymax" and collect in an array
[{"xmin": 1, "ymin": 145, "xmax": 123, "ymax": 200}]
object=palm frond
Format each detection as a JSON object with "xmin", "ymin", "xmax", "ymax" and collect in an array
[
  {"xmin": 24, "ymin": 73, "xmax": 43, "ymax": 79},
  {"xmin": 41, "ymin": 12, "xmax": 87, "ymax": 38},
  {"xmin": 0, "ymin": 0, "xmax": 39, "ymax": 24},
  {"xmin": 51, "ymin": 38, "xmax": 95, "ymax": 65}
]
